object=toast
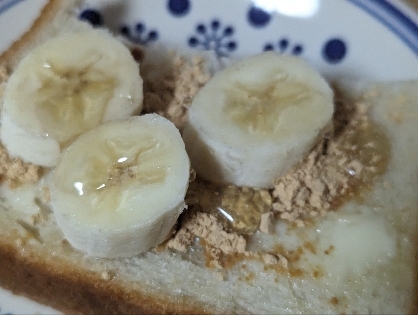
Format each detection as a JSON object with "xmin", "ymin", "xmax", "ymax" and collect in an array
[{"xmin": 0, "ymin": 1, "xmax": 417, "ymax": 314}]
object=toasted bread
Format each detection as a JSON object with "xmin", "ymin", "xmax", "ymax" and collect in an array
[{"xmin": 0, "ymin": 1, "xmax": 417, "ymax": 314}]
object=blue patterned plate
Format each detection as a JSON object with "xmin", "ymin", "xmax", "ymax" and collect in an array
[
  {"xmin": 0, "ymin": 0, "xmax": 417, "ymax": 314},
  {"xmin": 78, "ymin": 0, "xmax": 418, "ymax": 81}
]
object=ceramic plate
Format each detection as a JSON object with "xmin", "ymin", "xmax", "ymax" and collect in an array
[{"xmin": 0, "ymin": 0, "xmax": 417, "ymax": 314}]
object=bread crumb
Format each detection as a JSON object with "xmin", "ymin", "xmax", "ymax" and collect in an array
[
  {"xmin": 215, "ymin": 271, "xmax": 225, "ymax": 281},
  {"xmin": 41, "ymin": 186, "xmax": 51, "ymax": 203},
  {"xmin": 262, "ymin": 253, "xmax": 278, "ymax": 265},
  {"xmin": 261, "ymin": 251, "xmax": 289, "ymax": 269},
  {"xmin": 101, "ymin": 271, "xmax": 114, "ymax": 281},
  {"xmin": 101, "ymin": 271, "xmax": 110, "ymax": 280},
  {"xmin": 259, "ymin": 211, "xmax": 274, "ymax": 234},
  {"xmin": 277, "ymin": 254, "xmax": 288, "ymax": 269},
  {"xmin": 16, "ymin": 238, "xmax": 23, "ymax": 247}
]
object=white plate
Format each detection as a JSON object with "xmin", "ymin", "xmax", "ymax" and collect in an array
[{"xmin": 0, "ymin": 0, "xmax": 417, "ymax": 314}]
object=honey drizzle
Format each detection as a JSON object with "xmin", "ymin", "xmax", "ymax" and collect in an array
[{"xmin": 183, "ymin": 85, "xmax": 392, "ymax": 252}]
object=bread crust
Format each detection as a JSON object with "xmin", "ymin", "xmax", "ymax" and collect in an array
[
  {"xmin": 0, "ymin": 0, "xmax": 64, "ymax": 67},
  {"xmin": 0, "ymin": 238, "xmax": 210, "ymax": 314}
]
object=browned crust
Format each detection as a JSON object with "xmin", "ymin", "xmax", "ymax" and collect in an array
[
  {"xmin": 0, "ymin": 0, "xmax": 63, "ymax": 66},
  {"xmin": 0, "ymin": 239, "xmax": 211, "ymax": 315}
]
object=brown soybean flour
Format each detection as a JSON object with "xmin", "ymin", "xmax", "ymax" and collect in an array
[
  {"xmin": 139, "ymin": 51, "xmax": 389, "ymax": 268},
  {"xmin": 0, "ymin": 50, "xmax": 389, "ymax": 270}
]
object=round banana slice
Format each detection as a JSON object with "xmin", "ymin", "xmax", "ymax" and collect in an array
[
  {"xmin": 50, "ymin": 114, "xmax": 190, "ymax": 258},
  {"xmin": 0, "ymin": 29, "xmax": 143, "ymax": 167},
  {"xmin": 183, "ymin": 52, "xmax": 334, "ymax": 188}
]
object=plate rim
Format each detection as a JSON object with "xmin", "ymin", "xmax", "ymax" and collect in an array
[
  {"xmin": 348, "ymin": 0, "xmax": 418, "ymax": 54},
  {"xmin": 0, "ymin": 0, "xmax": 25, "ymax": 15},
  {"xmin": 1, "ymin": 0, "xmax": 417, "ymax": 55}
]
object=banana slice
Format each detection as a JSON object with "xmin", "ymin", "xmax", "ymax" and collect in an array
[
  {"xmin": 49, "ymin": 114, "xmax": 190, "ymax": 258},
  {"xmin": 0, "ymin": 29, "xmax": 143, "ymax": 167},
  {"xmin": 183, "ymin": 52, "xmax": 334, "ymax": 188}
]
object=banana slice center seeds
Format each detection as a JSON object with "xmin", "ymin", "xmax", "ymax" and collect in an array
[
  {"xmin": 35, "ymin": 61, "xmax": 116, "ymax": 142},
  {"xmin": 69, "ymin": 136, "xmax": 168, "ymax": 213},
  {"xmin": 224, "ymin": 78, "xmax": 316, "ymax": 136}
]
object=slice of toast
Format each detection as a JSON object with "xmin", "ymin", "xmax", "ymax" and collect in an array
[{"xmin": 0, "ymin": 1, "xmax": 417, "ymax": 314}]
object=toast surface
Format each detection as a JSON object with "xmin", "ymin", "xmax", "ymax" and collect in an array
[
  {"xmin": 0, "ymin": 1, "xmax": 417, "ymax": 314},
  {"xmin": 0, "ymin": 79, "xmax": 417, "ymax": 314}
]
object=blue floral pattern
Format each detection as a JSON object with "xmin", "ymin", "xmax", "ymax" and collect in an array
[
  {"xmin": 263, "ymin": 38, "xmax": 304, "ymax": 56},
  {"xmin": 322, "ymin": 38, "xmax": 348, "ymax": 63},
  {"xmin": 247, "ymin": 5, "xmax": 271, "ymax": 28},
  {"xmin": 1, "ymin": 0, "xmax": 417, "ymax": 73},
  {"xmin": 120, "ymin": 22, "xmax": 159, "ymax": 45},
  {"xmin": 167, "ymin": 0, "xmax": 190, "ymax": 17},
  {"xmin": 76, "ymin": 6, "xmax": 351, "ymax": 62},
  {"xmin": 188, "ymin": 20, "xmax": 237, "ymax": 58},
  {"xmin": 79, "ymin": 8, "xmax": 103, "ymax": 27}
]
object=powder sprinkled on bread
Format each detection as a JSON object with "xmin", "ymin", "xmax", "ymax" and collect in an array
[
  {"xmin": 271, "ymin": 89, "xmax": 389, "ymax": 225},
  {"xmin": 141, "ymin": 53, "xmax": 211, "ymax": 130},
  {"xmin": 141, "ymin": 50, "xmax": 392, "ymax": 271},
  {"xmin": 167, "ymin": 211, "xmax": 246, "ymax": 255},
  {"xmin": 0, "ymin": 144, "xmax": 41, "ymax": 188},
  {"xmin": 0, "ymin": 8, "xmax": 415, "ymax": 310},
  {"xmin": 0, "ymin": 66, "xmax": 41, "ymax": 187}
]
